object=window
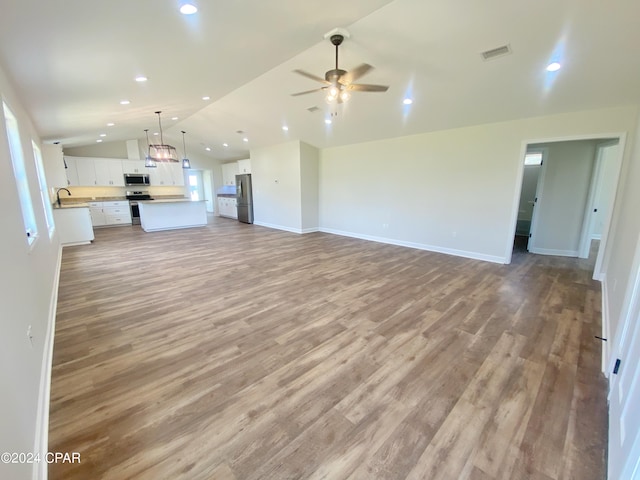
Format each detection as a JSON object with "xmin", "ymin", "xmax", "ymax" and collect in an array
[
  {"xmin": 32, "ymin": 141, "xmax": 55, "ymax": 238},
  {"xmin": 524, "ymin": 152, "xmax": 543, "ymax": 166},
  {"xmin": 3, "ymin": 101, "xmax": 38, "ymax": 246}
]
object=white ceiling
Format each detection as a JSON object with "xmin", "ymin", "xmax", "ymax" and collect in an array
[{"xmin": 1, "ymin": 0, "xmax": 639, "ymax": 161}]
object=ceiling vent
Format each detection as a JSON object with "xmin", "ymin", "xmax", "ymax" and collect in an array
[
  {"xmin": 481, "ymin": 44, "xmax": 511, "ymax": 61},
  {"xmin": 307, "ymin": 106, "xmax": 320, "ymax": 113}
]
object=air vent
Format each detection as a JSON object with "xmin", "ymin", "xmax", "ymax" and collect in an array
[
  {"xmin": 307, "ymin": 106, "xmax": 320, "ymax": 113},
  {"xmin": 481, "ymin": 44, "xmax": 511, "ymax": 61}
]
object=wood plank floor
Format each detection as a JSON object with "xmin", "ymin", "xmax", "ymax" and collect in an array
[{"xmin": 48, "ymin": 220, "xmax": 608, "ymax": 479}]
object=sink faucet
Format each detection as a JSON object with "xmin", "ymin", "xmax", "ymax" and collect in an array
[{"xmin": 56, "ymin": 187, "xmax": 71, "ymax": 207}]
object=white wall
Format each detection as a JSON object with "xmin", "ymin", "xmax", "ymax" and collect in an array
[
  {"xmin": 319, "ymin": 106, "xmax": 639, "ymax": 263},
  {"xmin": 532, "ymin": 140, "xmax": 597, "ymax": 256},
  {"xmin": 0, "ymin": 63, "xmax": 61, "ymax": 480},
  {"xmin": 300, "ymin": 141, "xmax": 319, "ymax": 233},
  {"xmin": 251, "ymin": 140, "xmax": 303, "ymax": 232}
]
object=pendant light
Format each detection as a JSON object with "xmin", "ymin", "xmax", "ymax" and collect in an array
[
  {"xmin": 149, "ymin": 111, "xmax": 178, "ymax": 162},
  {"xmin": 144, "ymin": 129, "xmax": 157, "ymax": 168},
  {"xmin": 181, "ymin": 130, "xmax": 191, "ymax": 169}
]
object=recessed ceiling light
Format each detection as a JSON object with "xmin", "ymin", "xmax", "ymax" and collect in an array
[
  {"xmin": 403, "ymin": 98, "xmax": 413, "ymax": 105},
  {"xmin": 135, "ymin": 75, "xmax": 148, "ymax": 82},
  {"xmin": 106, "ymin": 122, "xmax": 115, "ymax": 127},
  {"xmin": 202, "ymin": 96, "xmax": 210, "ymax": 101},
  {"xmin": 205, "ymin": 147, "xmax": 211, "ymax": 151},
  {"xmin": 325, "ymin": 119, "xmax": 332, "ymax": 125},
  {"xmin": 243, "ymin": 137, "xmax": 249, "ymax": 142},
  {"xmin": 153, "ymin": 132, "xmax": 159, "ymax": 136},
  {"xmin": 180, "ymin": 3, "xmax": 198, "ymax": 15},
  {"xmin": 120, "ymin": 100, "xmax": 130, "ymax": 105},
  {"xmin": 171, "ymin": 117, "xmax": 179, "ymax": 120},
  {"xmin": 96, "ymin": 139, "xmax": 103, "ymax": 143},
  {"xmin": 546, "ymin": 62, "xmax": 562, "ymax": 72},
  {"xmin": 223, "ymin": 143, "xmax": 229, "ymax": 147},
  {"xmin": 99, "ymin": 133, "xmax": 107, "ymax": 137},
  {"xmin": 282, "ymin": 126, "xmax": 289, "ymax": 131}
]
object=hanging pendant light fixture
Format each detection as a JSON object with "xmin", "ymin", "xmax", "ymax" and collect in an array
[
  {"xmin": 181, "ymin": 130, "xmax": 191, "ymax": 169},
  {"xmin": 144, "ymin": 129, "xmax": 157, "ymax": 168},
  {"xmin": 149, "ymin": 111, "xmax": 178, "ymax": 162}
]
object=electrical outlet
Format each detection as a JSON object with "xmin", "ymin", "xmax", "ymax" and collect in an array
[{"xmin": 452, "ymin": 231, "xmax": 457, "ymax": 238}]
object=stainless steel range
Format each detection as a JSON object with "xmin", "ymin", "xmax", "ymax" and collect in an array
[{"xmin": 126, "ymin": 190, "xmax": 153, "ymax": 225}]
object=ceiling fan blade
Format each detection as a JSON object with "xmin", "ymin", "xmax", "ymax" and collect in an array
[
  {"xmin": 341, "ymin": 63, "xmax": 374, "ymax": 84},
  {"xmin": 293, "ymin": 69, "xmax": 330, "ymax": 84},
  {"xmin": 290, "ymin": 87, "xmax": 326, "ymax": 97},
  {"xmin": 348, "ymin": 83, "xmax": 389, "ymax": 92}
]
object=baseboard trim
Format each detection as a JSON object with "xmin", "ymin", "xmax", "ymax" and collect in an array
[
  {"xmin": 32, "ymin": 245, "xmax": 62, "ymax": 480},
  {"xmin": 318, "ymin": 227, "xmax": 506, "ymax": 264},
  {"xmin": 253, "ymin": 221, "xmax": 302, "ymax": 234},
  {"xmin": 528, "ymin": 247, "xmax": 579, "ymax": 257}
]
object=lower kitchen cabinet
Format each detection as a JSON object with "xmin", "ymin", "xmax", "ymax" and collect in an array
[
  {"xmin": 53, "ymin": 207, "xmax": 94, "ymax": 246},
  {"xmin": 218, "ymin": 196, "xmax": 237, "ymax": 219},
  {"xmin": 88, "ymin": 201, "xmax": 132, "ymax": 227}
]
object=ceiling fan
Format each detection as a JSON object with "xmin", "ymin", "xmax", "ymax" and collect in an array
[{"xmin": 291, "ymin": 33, "xmax": 389, "ymax": 104}]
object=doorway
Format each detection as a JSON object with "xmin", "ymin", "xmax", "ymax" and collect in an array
[
  {"xmin": 510, "ymin": 135, "xmax": 624, "ymax": 281},
  {"xmin": 188, "ymin": 170, "xmax": 204, "ymax": 201}
]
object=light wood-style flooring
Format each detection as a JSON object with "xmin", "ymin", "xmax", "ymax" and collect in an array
[{"xmin": 48, "ymin": 219, "xmax": 607, "ymax": 479}]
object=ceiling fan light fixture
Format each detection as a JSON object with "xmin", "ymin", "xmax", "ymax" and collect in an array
[{"xmin": 340, "ymin": 91, "xmax": 351, "ymax": 102}]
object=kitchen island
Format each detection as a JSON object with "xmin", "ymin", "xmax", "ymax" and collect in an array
[{"xmin": 138, "ymin": 199, "xmax": 207, "ymax": 232}]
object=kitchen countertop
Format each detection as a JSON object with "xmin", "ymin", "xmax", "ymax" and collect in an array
[{"xmin": 52, "ymin": 202, "xmax": 89, "ymax": 209}]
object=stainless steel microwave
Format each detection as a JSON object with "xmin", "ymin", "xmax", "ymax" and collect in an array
[{"xmin": 124, "ymin": 173, "xmax": 150, "ymax": 186}]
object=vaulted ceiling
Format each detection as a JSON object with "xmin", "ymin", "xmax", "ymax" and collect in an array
[{"xmin": 1, "ymin": 0, "xmax": 639, "ymax": 161}]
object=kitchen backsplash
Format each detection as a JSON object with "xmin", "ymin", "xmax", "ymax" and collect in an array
[{"xmin": 53, "ymin": 185, "xmax": 186, "ymax": 200}]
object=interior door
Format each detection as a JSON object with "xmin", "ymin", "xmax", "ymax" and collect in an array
[{"xmin": 608, "ymin": 238, "xmax": 640, "ymax": 480}]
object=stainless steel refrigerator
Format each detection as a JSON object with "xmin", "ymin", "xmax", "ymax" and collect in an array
[{"xmin": 236, "ymin": 173, "xmax": 254, "ymax": 224}]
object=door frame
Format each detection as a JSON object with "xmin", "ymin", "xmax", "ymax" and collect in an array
[
  {"xmin": 607, "ymin": 233, "xmax": 640, "ymax": 479},
  {"xmin": 524, "ymin": 147, "xmax": 548, "ymax": 253},
  {"xmin": 578, "ymin": 139, "xmax": 621, "ymax": 259},
  {"xmin": 505, "ymin": 132, "xmax": 627, "ymax": 273}
]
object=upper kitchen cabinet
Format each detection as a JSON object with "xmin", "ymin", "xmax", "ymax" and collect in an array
[
  {"xmin": 41, "ymin": 144, "xmax": 67, "ymax": 188},
  {"xmin": 94, "ymin": 158, "xmax": 124, "ymax": 186},
  {"xmin": 237, "ymin": 159, "xmax": 251, "ymax": 174},
  {"xmin": 122, "ymin": 159, "xmax": 146, "ymax": 174},
  {"xmin": 150, "ymin": 162, "xmax": 185, "ymax": 186},
  {"xmin": 222, "ymin": 162, "xmax": 239, "ymax": 185},
  {"xmin": 66, "ymin": 156, "xmax": 125, "ymax": 186},
  {"xmin": 63, "ymin": 156, "xmax": 79, "ymax": 186}
]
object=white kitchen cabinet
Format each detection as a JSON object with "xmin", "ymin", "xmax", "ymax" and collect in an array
[
  {"xmin": 63, "ymin": 156, "xmax": 80, "ymax": 186},
  {"xmin": 88, "ymin": 201, "xmax": 131, "ymax": 226},
  {"xmin": 102, "ymin": 201, "xmax": 132, "ymax": 224},
  {"xmin": 122, "ymin": 160, "xmax": 146, "ymax": 174},
  {"xmin": 88, "ymin": 202, "xmax": 106, "ymax": 226},
  {"xmin": 76, "ymin": 158, "xmax": 97, "ymax": 186},
  {"xmin": 169, "ymin": 163, "xmax": 185, "ymax": 186},
  {"xmin": 222, "ymin": 162, "xmax": 239, "ymax": 185},
  {"xmin": 42, "ymin": 144, "xmax": 67, "ymax": 188},
  {"xmin": 94, "ymin": 158, "xmax": 124, "ymax": 186},
  {"xmin": 53, "ymin": 207, "xmax": 94, "ymax": 246},
  {"xmin": 218, "ymin": 196, "xmax": 237, "ymax": 219},
  {"xmin": 66, "ymin": 156, "xmax": 125, "ymax": 186},
  {"xmin": 150, "ymin": 162, "xmax": 185, "ymax": 186},
  {"xmin": 237, "ymin": 159, "xmax": 251, "ymax": 174}
]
